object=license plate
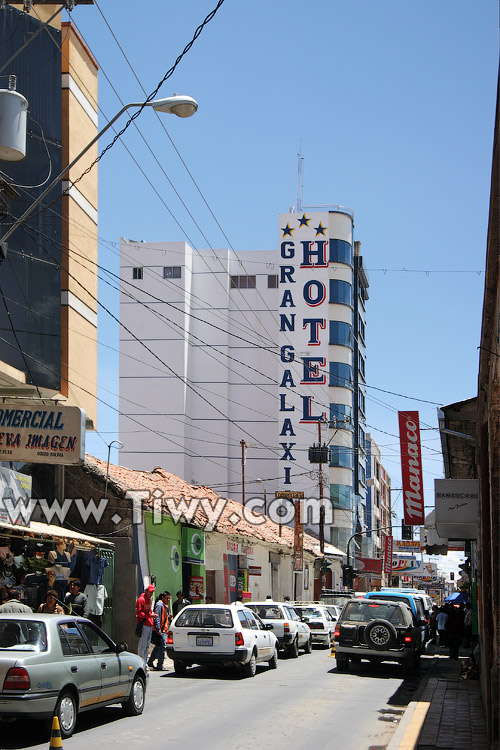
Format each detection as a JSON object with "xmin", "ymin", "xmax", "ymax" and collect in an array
[{"xmin": 196, "ymin": 636, "xmax": 213, "ymax": 646}]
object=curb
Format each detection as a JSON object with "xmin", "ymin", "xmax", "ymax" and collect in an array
[{"xmin": 386, "ymin": 656, "xmax": 437, "ymax": 750}]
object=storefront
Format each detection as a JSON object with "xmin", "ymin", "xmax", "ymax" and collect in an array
[{"xmin": 0, "ymin": 518, "xmax": 114, "ymax": 632}]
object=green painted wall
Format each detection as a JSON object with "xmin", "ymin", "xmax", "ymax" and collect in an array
[{"xmin": 144, "ymin": 512, "xmax": 183, "ymax": 597}]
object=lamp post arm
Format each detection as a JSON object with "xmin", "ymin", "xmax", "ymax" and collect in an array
[
  {"xmin": 346, "ymin": 524, "xmax": 395, "ymax": 568},
  {"xmin": 0, "ymin": 101, "xmax": 143, "ymax": 246}
]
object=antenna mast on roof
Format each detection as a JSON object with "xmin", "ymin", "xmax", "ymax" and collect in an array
[{"xmin": 297, "ymin": 146, "xmax": 303, "ymax": 212}]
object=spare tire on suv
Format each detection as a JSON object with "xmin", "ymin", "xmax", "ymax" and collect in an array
[
  {"xmin": 333, "ymin": 598, "xmax": 422, "ymax": 674},
  {"xmin": 364, "ymin": 619, "xmax": 397, "ymax": 650}
]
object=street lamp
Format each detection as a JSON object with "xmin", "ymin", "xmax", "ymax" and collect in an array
[
  {"xmin": 256, "ymin": 478, "xmax": 267, "ymax": 515},
  {"xmin": 104, "ymin": 440, "xmax": 124, "ymax": 501},
  {"xmin": 0, "ymin": 94, "xmax": 198, "ymax": 246}
]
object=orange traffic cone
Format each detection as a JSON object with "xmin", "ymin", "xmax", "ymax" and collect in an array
[{"xmin": 49, "ymin": 715, "xmax": 63, "ymax": 750}]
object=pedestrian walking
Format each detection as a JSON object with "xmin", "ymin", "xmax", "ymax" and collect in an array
[
  {"xmin": 436, "ymin": 606, "xmax": 448, "ymax": 648},
  {"xmin": 172, "ymin": 590, "xmax": 190, "ymax": 617},
  {"xmin": 0, "ymin": 588, "xmax": 32, "ymax": 613},
  {"xmin": 429, "ymin": 604, "xmax": 439, "ymax": 644},
  {"xmin": 446, "ymin": 604, "xmax": 464, "ymax": 660},
  {"xmin": 148, "ymin": 591, "xmax": 171, "ymax": 670},
  {"xmin": 136, "ymin": 584, "xmax": 155, "ymax": 668},
  {"xmin": 463, "ymin": 603, "xmax": 473, "ymax": 648}
]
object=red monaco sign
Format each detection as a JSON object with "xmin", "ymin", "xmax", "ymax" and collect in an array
[{"xmin": 398, "ymin": 410, "xmax": 425, "ymax": 525}]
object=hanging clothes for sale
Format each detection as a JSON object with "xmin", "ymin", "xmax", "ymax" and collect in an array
[{"xmin": 85, "ymin": 549, "xmax": 109, "ymax": 585}]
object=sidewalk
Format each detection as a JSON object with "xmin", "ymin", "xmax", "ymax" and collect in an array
[{"xmin": 389, "ymin": 646, "xmax": 488, "ymax": 750}]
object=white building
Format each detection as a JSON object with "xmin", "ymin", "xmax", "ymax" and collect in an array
[{"xmin": 119, "ymin": 208, "xmax": 368, "ymax": 550}]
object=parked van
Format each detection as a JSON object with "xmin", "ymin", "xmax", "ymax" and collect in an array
[{"xmin": 363, "ymin": 590, "xmax": 428, "ymax": 652}]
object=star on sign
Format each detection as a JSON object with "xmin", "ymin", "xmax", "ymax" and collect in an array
[
  {"xmin": 314, "ymin": 223, "xmax": 326, "ymax": 236},
  {"xmin": 281, "ymin": 223, "xmax": 295, "ymax": 237},
  {"xmin": 298, "ymin": 214, "xmax": 310, "ymax": 227}
]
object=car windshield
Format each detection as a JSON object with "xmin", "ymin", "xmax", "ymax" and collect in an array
[
  {"xmin": 0, "ymin": 619, "xmax": 47, "ymax": 651},
  {"xmin": 298, "ymin": 608, "xmax": 324, "ymax": 619},
  {"xmin": 247, "ymin": 605, "xmax": 284, "ymax": 620},
  {"xmin": 175, "ymin": 608, "xmax": 234, "ymax": 628},
  {"xmin": 343, "ymin": 601, "xmax": 406, "ymax": 626}
]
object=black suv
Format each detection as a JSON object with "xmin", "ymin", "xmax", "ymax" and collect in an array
[{"xmin": 334, "ymin": 598, "xmax": 422, "ymax": 674}]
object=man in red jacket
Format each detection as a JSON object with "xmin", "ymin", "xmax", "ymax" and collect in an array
[{"xmin": 136, "ymin": 584, "xmax": 155, "ymax": 667}]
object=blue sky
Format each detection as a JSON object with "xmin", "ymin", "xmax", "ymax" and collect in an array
[{"xmin": 67, "ymin": 1, "xmax": 498, "ymax": 570}]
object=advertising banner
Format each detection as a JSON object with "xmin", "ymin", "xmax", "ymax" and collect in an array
[
  {"xmin": 189, "ymin": 576, "xmax": 204, "ymax": 600},
  {"xmin": 354, "ymin": 557, "xmax": 383, "ymax": 574},
  {"xmin": 398, "ymin": 411, "xmax": 425, "ymax": 525},
  {"xmin": 293, "ymin": 499, "xmax": 303, "ymax": 571},
  {"xmin": 392, "ymin": 558, "xmax": 437, "ymax": 577},
  {"xmin": 223, "ymin": 553, "xmax": 238, "ymax": 603},
  {"xmin": 0, "ymin": 401, "xmax": 85, "ymax": 466},
  {"xmin": 182, "ymin": 527, "xmax": 205, "ymax": 564},
  {"xmin": 434, "ymin": 478, "xmax": 479, "ymax": 540},
  {"xmin": 0, "ymin": 468, "xmax": 32, "ymax": 526},
  {"xmin": 394, "ymin": 540, "xmax": 422, "ymax": 553},
  {"xmin": 383, "ymin": 535, "xmax": 393, "ymax": 575}
]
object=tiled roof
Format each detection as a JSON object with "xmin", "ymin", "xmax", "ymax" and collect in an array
[{"xmin": 83, "ymin": 454, "xmax": 325, "ymax": 556}]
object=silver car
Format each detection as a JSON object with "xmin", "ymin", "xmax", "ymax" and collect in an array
[{"xmin": 0, "ymin": 614, "xmax": 147, "ymax": 738}]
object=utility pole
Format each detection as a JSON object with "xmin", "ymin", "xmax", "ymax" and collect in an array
[
  {"xmin": 318, "ymin": 419, "xmax": 325, "ymax": 554},
  {"xmin": 240, "ymin": 439, "xmax": 246, "ymax": 507}
]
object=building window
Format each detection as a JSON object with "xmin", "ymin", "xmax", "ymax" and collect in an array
[
  {"xmin": 268, "ymin": 274, "xmax": 278, "ymax": 288},
  {"xmin": 330, "ymin": 483, "xmax": 353, "ymax": 510},
  {"xmin": 132, "ymin": 267, "xmax": 143, "ymax": 280},
  {"xmin": 358, "ymin": 351, "xmax": 366, "ymax": 380},
  {"xmin": 330, "ymin": 446, "xmax": 353, "ymax": 469},
  {"xmin": 358, "ymin": 425, "xmax": 366, "ymax": 451},
  {"xmin": 329, "ymin": 362, "xmax": 353, "ymax": 389},
  {"xmin": 329, "ymin": 321, "xmax": 353, "ymax": 348},
  {"xmin": 330, "ymin": 280, "xmax": 353, "ymax": 307},
  {"xmin": 330, "ymin": 403, "xmax": 352, "ymax": 428},
  {"xmin": 164, "ymin": 266, "xmax": 181, "ymax": 279},
  {"xmin": 231, "ymin": 275, "xmax": 256, "ymax": 289},
  {"xmin": 358, "ymin": 462, "xmax": 366, "ymax": 485},
  {"xmin": 329, "ymin": 239, "xmax": 353, "ymax": 266},
  {"xmin": 358, "ymin": 388, "xmax": 366, "ymax": 414},
  {"xmin": 358, "ymin": 314, "xmax": 365, "ymax": 342}
]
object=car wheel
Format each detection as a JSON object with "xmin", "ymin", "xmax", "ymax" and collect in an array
[
  {"xmin": 122, "ymin": 674, "xmax": 145, "ymax": 716},
  {"xmin": 304, "ymin": 637, "xmax": 312, "ymax": 654},
  {"xmin": 287, "ymin": 637, "xmax": 299, "ymax": 658},
  {"xmin": 174, "ymin": 661, "xmax": 187, "ymax": 676},
  {"xmin": 336, "ymin": 655, "xmax": 349, "ymax": 672},
  {"xmin": 268, "ymin": 648, "xmax": 278, "ymax": 669},
  {"xmin": 53, "ymin": 689, "xmax": 78, "ymax": 739},
  {"xmin": 364, "ymin": 620, "xmax": 397, "ymax": 650},
  {"xmin": 244, "ymin": 653, "xmax": 257, "ymax": 677}
]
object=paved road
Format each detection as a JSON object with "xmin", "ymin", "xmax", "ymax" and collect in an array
[{"xmin": 0, "ymin": 649, "xmax": 433, "ymax": 749}]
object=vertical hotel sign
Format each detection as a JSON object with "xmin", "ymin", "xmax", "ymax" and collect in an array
[
  {"xmin": 293, "ymin": 500, "xmax": 303, "ymax": 571},
  {"xmin": 278, "ymin": 213, "xmax": 330, "ymax": 488},
  {"xmin": 398, "ymin": 411, "xmax": 425, "ymax": 525}
]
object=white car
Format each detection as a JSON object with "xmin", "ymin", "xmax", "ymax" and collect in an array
[
  {"xmin": 245, "ymin": 601, "xmax": 312, "ymax": 657},
  {"xmin": 166, "ymin": 603, "xmax": 278, "ymax": 677},
  {"xmin": 293, "ymin": 604, "xmax": 336, "ymax": 647},
  {"xmin": 325, "ymin": 604, "xmax": 342, "ymax": 622}
]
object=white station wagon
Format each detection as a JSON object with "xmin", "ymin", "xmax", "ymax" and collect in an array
[
  {"xmin": 166, "ymin": 603, "xmax": 279, "ymax": 677},
  {"xmin": 245, "ymin": 601, "xmax": 312, "ymax": 657}
]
